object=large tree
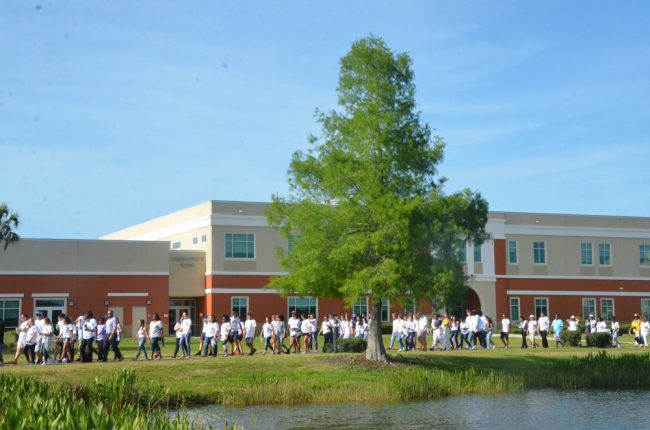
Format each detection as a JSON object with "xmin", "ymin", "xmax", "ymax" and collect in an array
[
  {"xmin": 267, "ymin": 36, "xmax": 489, "ymax": 361},
  {"xmin": 0, "ymin": 202, "xmax": 20, "ymax": 250}
]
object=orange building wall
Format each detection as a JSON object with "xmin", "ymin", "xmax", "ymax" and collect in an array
[{"xmin": 0, "ymin": 274, "xmax": 169, "ymax": 327}]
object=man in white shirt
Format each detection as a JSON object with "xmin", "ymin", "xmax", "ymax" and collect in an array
[
  {"xmin": 105, "ymin": 309, "xmax": 122, "ymax": 361},
  {"xmin": 477, "ymin": 312, "xmax": 487, "ymax": 349},
  {"xmin": 466, "ymin": 310, "xmax": 478, "ymax": 350},
  {"xmin": 288, "ymin": 311, "xmax": 302, "ymax": 353},
  {"xmin": 641, "ymin": 317, "xmax": 650, "ymax": 347},
  {"xmin": 430, "ymin": 314, "xmax": 441, "ymax": 351},
  {"xmin": 388, "ymin": 313, "xmax": 400, "ymax": 350},
  {"xmin": 417, "ymin": 313, "xmax": 429, "ymax": 351},
  {"xmin": 80, "ymin": 311, "xmax": 97, "ymax": 363},
  {"xmin": 180, "ymin": 312, "xmax": 192, "ymax": 358},
  {"xmin": 538, "ymin": 312, "xmax": 550, "ymax": 348},
  {"xmin": 244, "ymin": 311, "xmax": 257, "ymax": 355},
  {"xmin": 500, "ymin": 314, "xmax": 510, "ymax": 349}
]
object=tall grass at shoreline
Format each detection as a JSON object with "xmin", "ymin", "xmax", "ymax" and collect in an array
[{"xmin": 0, "ymin": 370, "xmax": 197, "ymax": 429}]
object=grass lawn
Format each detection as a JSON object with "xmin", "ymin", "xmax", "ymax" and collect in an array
[{"xmin": 2, "ymin": 334, "xmax": 649, "ymax": 406}]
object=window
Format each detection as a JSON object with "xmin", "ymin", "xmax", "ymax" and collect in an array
[
  {"xmin": 201, "ymin": 234, "xmax": 208, "ymax": 243},
  {"xmin": 509, "ymin": 297, "xmax": 520, "ymax": 321},
  {"xmin": 172, "ymin": 241, "xmax": 181, "ymax": 250},
  {"xmin": 599, "ymin": 243, "xmax": 611, "ymax": 266},
  {"xmin": 225, "ymin": 233, "xmax": 255, "ymax": 259},
  {"xmin": 508, "ymin": 241, "xmax": 518, "ymax": 264},
  {"xmin": 288, "ymin": 235, "xmax": 300, "ymax": 253},
  {"xmin": 582, "ymin": 298, "xmax": 596, "ymax": 319},
  {"xmin": 353, "ymin": 297, "xmax": 368, "ymax": 316},
  {"xmin": 473, "ymin": 244, "xmax": 482, "ymax": 263},
  {"xmin": 403, "ymin": 297, "xmax": 416, "ymax": 315},
  {"xmin": 381, "ymin": 298, "xmax": 390, "ymax": 323},
  {"xmin": 288, "ymin": 297, "xmax": 317, "ymax": 319},
  {"xmin": 533, "ymin": 241, "xmax": 546, "ymax": 264},
  {"xmin": 0, "ymin": 299, "xmax": 20, "ymax": 328},
  {"xmin": 534, "ymin": 297, "xmax": 548, "ymax": 318},
  {"xmin": 580, "ymin": 243, "xmax": 593, "ymax": 265},
  {"xmin": 231, "ymin": 297, "xmax": 248, "ymax": 321},
  {"xmin": 642, "ymin": 299, "xmax": 650, "ymax": 321},
  {"xmin": 640, "ymin": 244, "xmax": 650, "ymax": 265},
  {"xmin": 192, "ymin": 237, "xmax": 198, "ymax": 245},
  {"xmin": 457, "ymin": 241, "xmax": 466, "ymax": 263},
  {"xmin": 600, "ymin": 298, "xmax": 614, "ymax": 322}
]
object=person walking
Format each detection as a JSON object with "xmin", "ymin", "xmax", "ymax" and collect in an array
[
  {"xmin": 519, "ymin": 316, "xmax": 528, "ymax": 349},
  {"xmin": 149, "ymin": 313, "xmax": 164, "ymax": 360},
  {"xmin": 611, "ymin": 316, "xmax": 621, "ymax": 348},
  {"xmin": 551, "ymin": 314, "xmax": 564, "ymax": 347},
  {"xmin": 133, "ymin": 319, "xmax": 150, "ymax": 360},
  {"xmin": 96, "ymin": 317, "xmax": 108, "ymax": 362},
  {"xmin": 80, "ymin": 311, "xmax": 97, "ymax": 363},
  {"xmin": 528, "ymin": 315, "xmax": 538, "ymax": 348},
  {"xmin": 106, "ymin": 310, "xmax": 123, "ymax": 361},
  {"xmin": 538, "ymin": 312, "xmax": 550, "ymax": 348},
  {"xmin": 244, "ymin": 312, "xmax": 257, "ymax": 355},
  {"xmin": 500, "ymin": 314, "xmax": 510, "ymax": 349}
]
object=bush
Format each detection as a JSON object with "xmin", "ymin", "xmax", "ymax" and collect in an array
[
  {"xmin": 381, "ymin": 323, "xmax": 393, "ymax": 335},
  {"xmin": 560, "ymin": 330, "xmax": 582, "ymax": 347},
  {"xmin": 336, "ymin": 338, "xmax": 367, "ymax": 353},
  {"xmin": 585, "ymin": 332, "xmax": 612, "ymax": 348}
]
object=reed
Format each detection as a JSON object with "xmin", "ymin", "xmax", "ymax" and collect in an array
[{"xmin": 0, "ymin": 370, "xmax": 197, "ymax": 430}]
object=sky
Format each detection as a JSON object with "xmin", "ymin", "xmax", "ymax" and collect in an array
[{"xmin": 2, "ymin": 1, "xmax": 649, "ymax": 239}]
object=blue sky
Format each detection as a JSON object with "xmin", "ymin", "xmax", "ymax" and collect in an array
[{"xmin": 2, "ymin": 1, "xmax": 649, "ymax": 239}]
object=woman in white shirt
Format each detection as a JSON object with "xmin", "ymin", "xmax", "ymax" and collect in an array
[
  {"xmin": 261, "ymin": 317, "xmax": 274, "ymax": 354},
  {"xmin": 61, "ymin": 316, "xmax": 75, "ymax": 363},
  {"xmin": 40, "ymin": 318, "xmax": 54, "ymax": 365},
  {"xmin": 202, "ymin": 315, "xmax": 218, "ymax": 357},
  {"xmin": 220, "ymin": 315, "xmax": 232, "ymax": 357},
  {"xmin": 355, "ymin": 315, "xmax": 367, "ymax": 340},
  {"xmin": 149, "ymin": 313, "xmax": 165, "ymax": 360},
  {"xmin": 459, "ymin": 318, "xmax": 469, "ymax": 350},
  {"xmin": 340, "ymin": 315, "xmax": 352, "ymax": 340},
  {"xmin": 133, "ymin": 319, "xmax": 151, "ymax": 360},
  {"xmin": 301, "ymin": 315, "xmax": 312, "ymax": 353},
  {"xmin": 24, "ymin": 318, "xmax": 37, "ymax": 365},
  {"xmin": 172, "ymin": 319, "xmax": 183, "ymax": 359},
  {"xmin": 528, "ymin": 315, "xmax": 538, "ymax": 348},
  {"xmin": 611, "ymin": 316, "xmax": 621, "ymax": 348}
]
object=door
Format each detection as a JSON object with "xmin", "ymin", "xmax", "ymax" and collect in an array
[
  {"xmin": 33, "ymin": 298, "xmax": 66, "ymax": 322},
  {"xmin": 132, "ymin": 306, "xmax": 147, "ymax": 338},
  {"xmin": 110, "ymin": 306, "xmax": 124, "ymax": 326}
]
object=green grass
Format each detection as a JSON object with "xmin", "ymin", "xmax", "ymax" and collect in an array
[{"xmin": 3, "ymin": 334, "xmax": 650, "ymax": 409}]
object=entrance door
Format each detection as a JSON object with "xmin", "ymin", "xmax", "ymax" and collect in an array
[
  {"xmin": 168, "ymin": 299, "xmax": 195, "ymax": 336},
  {"xmin": 132, "ymin": 306, "xmax": 147, "ymax": 338},
  {"xmin": 34, "ymin": 298, "xmax": 66, "ymax": 322}
]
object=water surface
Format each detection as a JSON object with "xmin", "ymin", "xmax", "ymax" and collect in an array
[{"xmin": 184, "ymin": 390, "xmax": 650, "ymax": 429}]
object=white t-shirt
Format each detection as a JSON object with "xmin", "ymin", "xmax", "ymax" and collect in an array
[
  {"xmin": 568, "ymin": 320, "xmax": 579, "ymax": 331},
  {"xmin": 538, "ymin": 316, "xmax": 549, "ymax": 331},
  {"xmin": 244, "ymin": 319, "xmax": 257, "ymax": 338},
  {"xmin": 310, "ymin": 318, "xmax": 318, "ymax": 333},
  {"xmin": 17, "ymin": 321, "xmax": 29, "ymax": 341},
  {"xmin": 105, "ymin": 317, "xmax": 117, "ymax": 335},
  {"xmin": 220, "ymin": 322, "xmax": 232, "ymax": 341},
  {"xmin": 203, "ymin": 322, "xmax": 218, "ymax": 338},
  {"xmin": 501, "ymin": 318, "xmax": 510, "ymax": 332},
  {"xmin": 418, "ymin": 317, "xmax": 428, "ymax": 334},
  {"xmin": 150, "ymin": 321, "xmax": 164, "ymax": 338},
  {"xmin": 466, "ymin": 316, "xmax": 477, "ymax": 332},
  {"xmin": 300, "ymin": 319, "xmax": 312, "ymax": 335},
  {"xmin": 174, "ymin": 322, "xmax": 183, "ymax": 339},
  {"xmin": 392, "ymin": 318, "xmax": 400, "ymax": 334},
  {"xmin": 41, "ymin": 324, "xmax": 53, "ymax": 343},
  {"xmin": 181, "ymin": 318, "xmax": 192, "ymax": 335},
  {"xmin": 477, "ymin": 316, "xmax": 487, "ymax": 331},
  {"xmin": 137, "ymin": 327, "xmax": 146, "ymax": 339},
  {"xmin": 262, "ymin": 322, "xmax": 274, "ymax": 338},
  {"xmin": 82, "ymin": 318, "xmax": 97, "ymax": 340},
  {"xmin": 230, "ymin": 317, "xmax": 241, "ymax": 333},
  {"xmin": 26, "ymin": 326, "xmax": 38, "ymax": 345},
  {"xmin": 288, "ymin": 317, "xmax": 301, "ymax": 334},
  {"xmin": 611, "ymin": 321, "xmax": 620, "ymax": 335},
  {"xmin": 341, "ymin": 320, "xmax": 352, "ymax": 338},
  {"xmin": 528, "ymin": 320, "xmax": 538, "ymax": 334},
  {"xmin": 35, "ymin": 318, "xmax": 45, "ymax": 342},
  {"xmin": 460, "ymin": 321, "xmax": 468, "ymax": 334},
  {"xmin": 641, "ymin": 321, "xmax": 650, "ymax": 336},
  {"xmin": 596, "ymin": 321, "xmax": 609, "ymax": 333},
  {"xmin": 63, "ymin": 324, "xmax": 75, "ymax": 339}
]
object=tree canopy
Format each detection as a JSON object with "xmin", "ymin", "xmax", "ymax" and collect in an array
[
  {"xmin": 0, "ymin": 202, "xmax": 20, "ymax": 251},
  {"xmin": 266, "ymin": 36, "xmax": 489, "ymax": 360}
]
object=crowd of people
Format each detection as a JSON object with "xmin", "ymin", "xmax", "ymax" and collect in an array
[{"xmin": 1, "ymin": 307, "xmax": 649, "ymax": 366}]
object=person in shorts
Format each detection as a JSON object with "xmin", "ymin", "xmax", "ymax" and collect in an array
[
  {"xmin": 244, "ymin": 311, "xmax": 257, "ymax": 355},
  {"xmin": 500, "ymin": 313, "xmax": 510, "ymax": 348},
  {"xmin": 288, "ymin": 311, "xmax": 301, "ymax": 353},
  {"xmin": 9, "ymin": 314, "xmax": 29, "ymax": 365},
  {"xmin": 551, "ymin": 314, "xmax": 564, "ymax": 347}
]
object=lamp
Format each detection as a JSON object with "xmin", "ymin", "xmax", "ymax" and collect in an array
[
  {"xmin": 146, "ymin": 299, "xmax": 152, "ymax": 305},
  {"xmin": 69, "ymin": 300, "xmax": 75, "ymax": 307},
  {"xmin": 104, "ymin": 300, "xmax": 110, "ymax": 306}
]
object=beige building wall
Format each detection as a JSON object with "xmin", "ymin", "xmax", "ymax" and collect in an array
[
  {"xmin": 0, "ymin": 239, "xmax": 169, "ymax": 273},
  {"xmin": 169, "ymin": 250, "xmax": 206, "ymax": 297}
]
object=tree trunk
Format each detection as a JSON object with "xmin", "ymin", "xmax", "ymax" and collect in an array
[{"xmin": 366, "ymin": 300, "xmax": 389, "ymax": 362}]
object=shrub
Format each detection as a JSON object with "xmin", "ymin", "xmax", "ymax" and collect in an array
[
  {"xmin": 560, "ymin": 331, "xmax": 582, "ymax": 347},
  {"xmin": 381, "ymin": 323, "xmax": 393, "ymax": 335},
  {"xmin": 336, "ymin": 338, "xmax": 367, "ymax": 353},
  {"xmin": 585, "ymin": 332, "xmax": 612, "ymax": 348}
]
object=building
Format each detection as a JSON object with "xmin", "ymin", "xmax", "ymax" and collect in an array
[{"xmin": 1, "ymin": 200, "xmax": 650, "ymax": 331}]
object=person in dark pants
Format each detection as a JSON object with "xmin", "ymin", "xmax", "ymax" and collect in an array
[
  {"xmin": 80, "ymin": 311, "xmax": 97, "ymax": 363},
  {"xmin": 519, "ymin": 317, "xmax": 528, "ymax": 348},
  {"xmin": 538, "ymin": 312, "xmax": 550, "ymax": 348},
  {"xmin": 105, "ymin": 310, "xmax": 123, "ymax": 361}
]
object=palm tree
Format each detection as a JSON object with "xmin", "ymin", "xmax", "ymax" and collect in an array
[{"xmin": 0, "ymin": 202, "xmax": 20, "ymax": 250}]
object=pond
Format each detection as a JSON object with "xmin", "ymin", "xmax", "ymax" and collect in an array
[{"xmin": 183, "ymin": 390, "xmax": 650, "ymax": 429}]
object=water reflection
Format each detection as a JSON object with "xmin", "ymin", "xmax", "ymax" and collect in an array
[{"xmin": 184, "ymin": 390, "xmax": 650, "ymax": 429}]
